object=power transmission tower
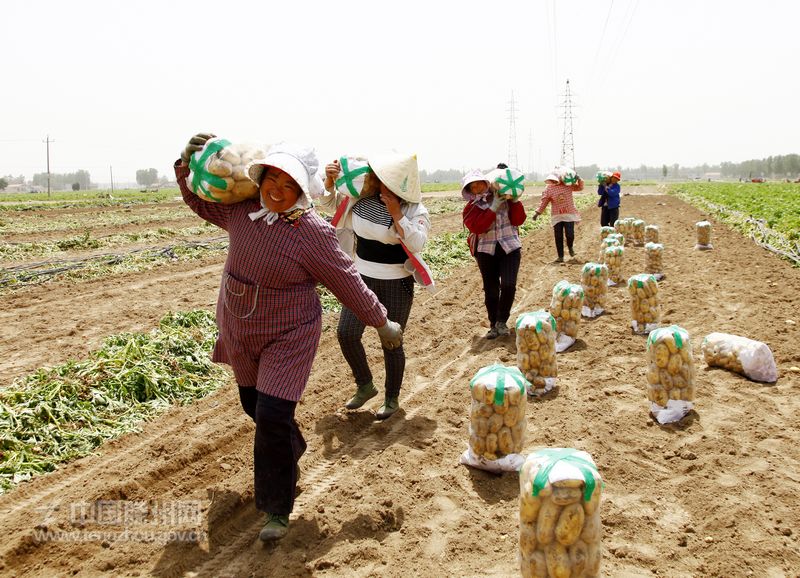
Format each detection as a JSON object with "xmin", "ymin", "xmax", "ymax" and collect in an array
[
  {"xmin": 43, "ymin": 135, "xmax": 54, "ymax": 198},
  {"xmin": 558, "ymin": 79, "xmax": 576, "ymax": 169},
  {"xmin": 506, "ymin": 91, "xmax": 519, "ymax": 168}
]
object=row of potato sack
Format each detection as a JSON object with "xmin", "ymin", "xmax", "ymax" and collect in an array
[
  {"xmin": 598, "ymin": 238, "xmax": 665, "ymax": 283},
  {"xmin": 519, "ymin": 449, "xmax": 603, "ymax": 578},
  {"xmin": 460, "ymin": 364, "xmax": 529, "ymax": 473},
  {"xmin": 613, "ymin": 217, "xmax": 646, "ymax": 246}
]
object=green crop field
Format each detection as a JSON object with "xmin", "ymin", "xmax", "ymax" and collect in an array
[{"xmin": 668, "ymin": 182, "xmax": 800, "ymax": 240}]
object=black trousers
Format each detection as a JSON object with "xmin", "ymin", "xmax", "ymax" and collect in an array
[
  {"xmin": 474, "ymin": 245, "xmax": 521, "ymax": 326},
  {"xmin": 553, "ymin": 222, "xmax": 576, "ymax": 260},
  {"xmin": 238, "ymin": 387, "xmax": 306, "ymax": 516},
  {"xmin": 338, "ymin": 275, "xmax": 414, "ymax": 398},
  {"xmin": 601, "ymin": 206, "xmax": 620, "ymax": 227}
]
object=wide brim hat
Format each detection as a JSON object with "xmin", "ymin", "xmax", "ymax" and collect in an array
[
  {"xmin": 461, "ymin": 169, "xmax": 490, "ymax": 191},
  {"xmin": 369, "ymin": 152, "xmax": 422, "ymax": 203},
  {"xmin": 545, "ymin": 173, "xmax": 560, "ymax": 183},
  {"xmin": 246, "ymin": 142, "xmax": 324, "ymax": 204}
]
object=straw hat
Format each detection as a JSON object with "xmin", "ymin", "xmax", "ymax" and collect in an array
[{"xmin": 369, "ymin": 152, "xmax": 421, "ymax": 203}]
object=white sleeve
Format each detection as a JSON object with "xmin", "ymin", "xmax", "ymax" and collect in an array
[{"xmin": 395, "ymin": 205, "xmax": 431, "ymax": 253}]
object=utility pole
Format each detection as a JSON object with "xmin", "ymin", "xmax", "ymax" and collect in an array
[
  {"xmin": 506, "ymin": 91, "xmax": 519, "ymax": 168},
  {"xmin": 43, "ymin": 135, "xmax": 53, "ymax": 198},
  {"xmin": 558, "ymin": 79, "xmax": 576, "ymax": 170},
  {"xmin": 109, "ymin": 165, "xmax": 115, "ymax": 196}
]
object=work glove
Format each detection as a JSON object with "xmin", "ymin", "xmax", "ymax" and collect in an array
[
  {"xmin": 489, "ymin": 195, "xmax": 505, "ymax": 212},
  {"xmin": 376, "ymin": 320, "xmax": 403, "ymax": 350},
  {"xmin": 180, "ymin": 132, "xmax": 216, "ymax": 164}
]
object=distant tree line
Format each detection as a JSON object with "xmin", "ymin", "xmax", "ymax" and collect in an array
[
  {"xmin": 420, "ymin": 154, "xmax": 800, "ymax": 183},
  {"xmin": 576, "ymin": 154, "xmax": 800, "ymax": 180},
  {"xmin": 32, "ymin": 170, "xmax": 92, "ymax": 190}
]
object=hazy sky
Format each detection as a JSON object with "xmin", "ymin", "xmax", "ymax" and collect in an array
[{"xmin": 2, "ymin": 0, "xmax": 798, "ymax": 183}]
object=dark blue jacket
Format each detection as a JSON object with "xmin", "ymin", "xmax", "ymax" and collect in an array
[{"xmin": 598, "ymin": 183, "xmax": 621, "ymax": 209}]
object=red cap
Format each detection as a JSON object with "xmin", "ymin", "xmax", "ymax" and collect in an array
[{"xmin": 611, "ymin": 171, "xmax": 622, "ymax": 181}]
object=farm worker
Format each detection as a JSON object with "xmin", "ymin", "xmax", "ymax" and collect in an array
[
  {"xmin": 176, "ymin": 134, "xmax": 402, "ymax": 541},
  {"xmin": 320, "ymin": 152, "xmax": 431, "ymax": 419},
  {"xmin": 598, "ymin": 171, "xmax": 622, "ymax": 227},
  {"xmin": 461, "ymin": 165, "xmax": 526, "ymax": 339},
  {"xmin": 532, "ymin": 170, "xmax": 584, "ymax": 263}
]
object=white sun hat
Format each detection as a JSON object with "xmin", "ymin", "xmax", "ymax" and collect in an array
[
  {"xmin": 461, "ymin": 169, "xmax": 489, "ymax": 189},
  {"xmin": 369, "ymin": 152, "xmax": 422, "ymax": 203},
  {"xmin": 246, "ymin": 142, "xmax": 325, "ymax": 203}
]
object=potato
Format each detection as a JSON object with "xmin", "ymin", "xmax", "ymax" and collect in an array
[
  {"xmin": 570, "ymin": 540, "xmax": 588, "ymax": 576},
  {"xmin": 552, "ymin": 487, "xmax": 582, "ymax": 506},
  {"xmin": 475, "ymin": 416, "xmax": 489, "ymax": 438},
  {"xmin": 485, "ymin": 433, "xmax": 498, "ymax": 455},
  {"xmin": 520, "ymin": 523, "xmax": 538, "ymax": 557},
  {"xmin": 231, "ymin": 180, "xmax": 258, "ymax": 199},
  {"xmin": 536, "ymin": 499, "xmax": 560, "ymax": 546},
  {"xmin": 471, "ymin": 381, "xmax": 486, "ymax": 402},
  {"xmin": 580, "ymin": 510, "xmax": 601, "ymax": 543},
  {"xmin": 583, "ymin": 485, "xmax": 601, "ymax": 516},
  {"xmin": 208, "ymin": 158, "xmax": 233, "ymax": 177},
  {"xmin": 520, "ymin": 495, "xmax": 542, "ymax": 523},
  {"xmin": 545, "ymin": 543, "xmax": 571, "ymax": 578},
  {"xmin": 488, "ymin": 413, "xmax": 504, "ymax": 434},
  {"xmin": 220, "ymin": 149, "xmax": 241, "ymax": 165},
  {"xmin": 520, "ymin": 550, "xmax": 548, "ymax": 578},
  {"xmin": 555, "ymin": 502, "xmax": 585, "ymax": 546},
  {"xmin": 469, "ymin": 434, "xmax": 485, "ymax": 456},
  {"xmin": 498, "ymin": 427, "xmax": 514, "ymax": 455}
]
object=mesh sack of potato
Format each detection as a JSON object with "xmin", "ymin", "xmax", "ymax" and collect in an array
[
  {"xmin": 580, "ymin": 263, "xmax": 609, "ymax": 318},
  {"xmin": 519, "ymin": 448, "xmax": 603, "ymax": 578},
  {"xmin": 334, "ymin": 156, "xmax": 373, "ymax": 198},
  {"xmin": 631, "ymin": 219, "xmax": 646, "ymax": 246},
  {"xmin": 516, "ymin": 311, "xmax": 559, "ymax": 397},
  {"xmin": 695, "ymin": 221, "xmax": 713, "ymax": 250},
  {"xmin": 598, "ymin": 237, "xmax": 620, "ymax": 261},
  {"xmin": 644, "ymin": 242, "xmax": 665, "ymax": 280},
  {"xmin": 646, "ymin": 325, "xmax": 696, "ymax": 424},
  {"xmin": 187, "ymin": 137, "xmax": 265, "ymax": 204},
  {"xmin": 627, "ymin": 273, "xmax": 661, "ymax": 334},
  {"xmin": 701, "ymin": 332, "xmax": 778, "ymax": 383},
  {"xmin": 645, "ymin": 224, "xmax": 660, "ymax": 244},
  {"xmin": 607, "ymin": 232, "xmax": 624, "ymax": 246},
  {"xmin": 549, "ymin": 280, "xmax": 585, "ymax": 351},
  {"xmin": 556, "ymin": 166, "xmax": 580, "ymax": 185},
  {"xmin": 599, "ymin": 226, "xmax": 616, "ymax": 241},
  {"xmin": 602, "ymin": 245, "xmax": 624, "ymax": 286},
  {"xmin": 487, "ymin": 166, "xmax": 526, "ymax": 200},
  {"xmin": 459, "ymin": 364, "xmax": 529, "ymax": 473},
  {"xmin": 614, "ymin": 218, "xmax": 634, "ymax": 244}
]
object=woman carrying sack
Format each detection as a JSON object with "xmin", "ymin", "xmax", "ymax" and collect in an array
[
  {"xmin": 461, "ymin": 166, "xmax": 526, "ymax": 339},
  {"xmin": 532, "ymin": 169, "xmax": 584, "ymax": 263},
  {"xmin": 320, "ymin": 153, "xmax": 431, "ymax": 420},
  {"xmin": 176, "ymin": 134, "xmax": 402, "ymax": 541}
]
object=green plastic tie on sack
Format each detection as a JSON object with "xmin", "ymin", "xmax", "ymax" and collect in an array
[
  {"xmin": 335, "ymin": 157, "xmax": 372, "ymax": 198},
  {"xmin": 516, "ymin": 311, "xmax": 555, "ymax": 334},
  {"xmin": 469, "ymin": 364, "xmax": 527, "ymax": 406},
  {"xmin": 189, "ymin": 139, "xmax": 232, "ymax": 202},
  {"xmin": 531, "ymin": 448, "xmax": 600, "ymax": 502},
  {"xmin": 496, "ymin": 168, "xmax": 524, "ymax": 198}
]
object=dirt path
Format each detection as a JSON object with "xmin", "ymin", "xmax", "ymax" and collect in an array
[{"xmin": 1, "ymin": 193, "xmax": 799, "ymax": 577}]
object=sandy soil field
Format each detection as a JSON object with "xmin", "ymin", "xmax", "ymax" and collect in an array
[{"xmin": 1, "ymin": 188, "xmax": 799, "ymax": 577}]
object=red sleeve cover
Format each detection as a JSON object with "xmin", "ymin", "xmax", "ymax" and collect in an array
[
  {"xmin": 462, "ymin": 201, "xmax": 496, "ymax": 235},
  {"xmin": 508, "ymin": 200, "xmax": 527, "ymax": 226}
]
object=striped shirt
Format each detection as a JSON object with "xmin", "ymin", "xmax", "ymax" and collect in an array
[
  {"xmin": 537, "ymin": 183, "xmax": 582, "ymax": 224},
  {"xmin": 175, "ymin": 162, "xmax": 387, "ymax": 401}
]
